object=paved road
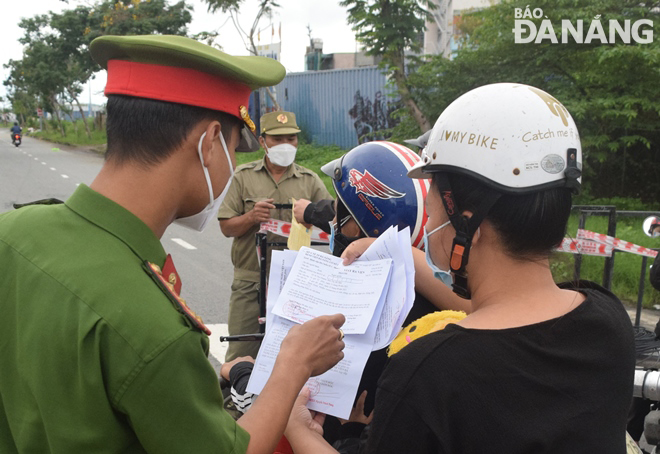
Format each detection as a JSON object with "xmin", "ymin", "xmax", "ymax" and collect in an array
[{"xmin": 0, "ymin": 131, "xmax": 236, "ymax": 369}]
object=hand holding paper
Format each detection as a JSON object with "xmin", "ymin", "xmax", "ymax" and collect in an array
[
  {"xmin": 281, "ymin": 313, "xmax": 347, "ymax": 377},
  {"xmin": 248, "ymin": 231, "xmax": 415, "ymax": 420},
  {"xmin": 272, "ymin": 247, "xmax": 392, "ymax": 334}
]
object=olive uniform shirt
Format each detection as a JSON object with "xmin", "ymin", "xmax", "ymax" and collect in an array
[
  {"xmin": 218, "ymin": 157, "xmax": 332, "ymax": 282},
  {"xmin": 0, "ymin": 185, "xmax": 250, "ymax": 454}
]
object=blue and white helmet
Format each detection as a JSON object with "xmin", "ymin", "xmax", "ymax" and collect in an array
[{"xmin": 321, "ymin": 141, "xmax": 429, "ymax": 249}]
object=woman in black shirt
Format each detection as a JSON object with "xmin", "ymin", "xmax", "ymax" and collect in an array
[{"xmin": 285, "ymin": 83, "xmax": 635, "ymax": 454}]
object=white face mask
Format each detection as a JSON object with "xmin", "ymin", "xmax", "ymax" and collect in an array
[
  {"xmin": 423, "ymin": 221, "xmax": 453, "ymax": 288},
  {"xmin": 175, "ymin": 131, "xmax": 234, "ymax": 232},
  {"xmin": 265, "ymin": 142, "xmax": 297, "ymax": 167}
]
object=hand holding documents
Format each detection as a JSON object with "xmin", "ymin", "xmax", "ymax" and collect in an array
[
  {"xmin": 247, "ymin": 226, "xmax": 416, "ymax": 419},
  {"xmin": 287, "ymin": 197, "xmax": 312, "ymax": 251},
  {"xmin": 272, "ymin": 247, "xmax": 392, "ymax": 334}
]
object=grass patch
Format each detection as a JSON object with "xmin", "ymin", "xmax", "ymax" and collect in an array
[
  {"xmin": 236, "ymin": 142, "xmax": 347, "ymax": 194},
  {"xmin": 32, "ymin": 119, "xmax": 106, "ymax": 147},
  {"xmin": 550, "ymin": 213, "xmax": 660, "ymax": 306}
]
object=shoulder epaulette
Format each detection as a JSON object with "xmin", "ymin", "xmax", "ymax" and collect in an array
[
  {"xmin": 235, "ymin": 161, "xmax": 259, "ymax": 172},
  {"xmin": 295, "ymin": 165, "xmax": 319, "ymax": 177},
  {"xmin": 142, "ymin": 258, "xmax": 211, "ymax": 335},
  {"xmin": 13, "ymin": 198, "xmax": 64, "ymax": 209}
]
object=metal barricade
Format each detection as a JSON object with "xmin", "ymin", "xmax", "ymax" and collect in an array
[{"xmin": 570, "ymin": 206, "xmax": 659, "ymax": 327}]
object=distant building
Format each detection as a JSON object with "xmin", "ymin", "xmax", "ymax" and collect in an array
[
  {"xmin": 71, "ymin": 104, "xmax": 104, "ymax": 121},
  {"xmin": 422, "ymin": 0, "xmax": 501, "ymax": 58},
  {"xmin": 423, "ymin": 0, "xmax": 453, "ymax": 58},
  {"xmin": 304, "ymin": 39, "xmax": 382, "ymax": 71}
]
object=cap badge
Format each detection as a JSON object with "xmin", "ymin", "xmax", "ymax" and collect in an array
[
  {"xmin": 240, "ymin": 105, "xmax": 256, "ymax": 133},
  {"xmin": 277, "ymin": 113, "xmax": 288, "ymax": 124}
]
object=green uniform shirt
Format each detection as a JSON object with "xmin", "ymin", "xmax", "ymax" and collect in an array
[
  {"xmin": 0, "ymin": 185, "xmax": 249, "ymax": 454},
  {"xmin": 217, "ymin": 157, "xmax": 332, "ymax": 282}
]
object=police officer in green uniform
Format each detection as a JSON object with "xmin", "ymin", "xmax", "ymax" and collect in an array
[
  {"xmin": 0, "ymin": 34, "xmax": 345, "ymax": 454},
  {"xmin": 218, "ymin": 111, "xmax": 332, "ymax": 362}
]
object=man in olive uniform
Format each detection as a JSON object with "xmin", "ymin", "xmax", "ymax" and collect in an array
[
  {"xmin": 0, "ymin": 35, "xmax": 345, "ymax": 454},
  {"xmin": 218, "ymin": 111, "xmax": 332, "ymax": 361}
]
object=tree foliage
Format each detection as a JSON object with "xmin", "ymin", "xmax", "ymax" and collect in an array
[
  {"xmin": 4, "ymin": 0, "xmax": 192, "ymax": 135},
  {"xmin": 340, "ymin": 0, "xmax": 436, "ymax": 131},
  {"xmin": 393, "ymin": 0, "xmax": 660, "ymax": 200},
  {"xmin": 200, "ymin": 0, "xmax": 281, "ymax": 108}
]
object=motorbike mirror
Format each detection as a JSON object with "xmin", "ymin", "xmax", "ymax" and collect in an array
[{"xmin": 642, "ymin": 216, "xmax": 660, "ymax": 238}]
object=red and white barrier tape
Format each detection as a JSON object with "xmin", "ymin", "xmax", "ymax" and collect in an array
[
  {"xmin": 259, "ymin": 219, "xmax": 330, "ymax": 244},
  {"xmin": 577, "ymin": 229, "xmax": 657, "ymax": 258},
  {"xmin": 555, "ymin": 238, "xmax": 614, "ymax": 257}
]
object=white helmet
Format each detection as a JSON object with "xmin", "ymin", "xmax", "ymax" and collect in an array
[
  {"xmin": 408, "ymin": 83, "xmax": 582, "ymax": 193},
  {"xmin": 408, "ymin": 83, "xmax": 582, "ymax": 299}
]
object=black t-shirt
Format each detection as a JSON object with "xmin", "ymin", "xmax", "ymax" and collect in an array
[
  {"xmin": 324, "ymin": 292, "xmax": 438, "ymax": 444},
  {"xmin": 362, "ymin": 281, "xmax": 635, "ymax": 454},
  {"xmin": 651, "ymin": 253, "xmax": 660, "ymax": 292}
]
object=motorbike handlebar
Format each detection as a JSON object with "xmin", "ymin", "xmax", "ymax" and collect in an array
[{"xmin": 634, "ymin": 369, "xmax": 660, "ymax": 400}]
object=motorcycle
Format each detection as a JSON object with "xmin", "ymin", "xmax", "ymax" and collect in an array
[
  {"xmin": 628, "ymin": 217, "xmax": 660, "ymax": 453},
  {"xmin": 12, "ymin": 133, "xmax": 21, "ymax": 147}
]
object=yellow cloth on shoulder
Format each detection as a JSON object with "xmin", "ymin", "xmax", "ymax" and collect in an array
[{"xmin": 388, "ymin": 310, "xmax": 467, "ymax": 357}]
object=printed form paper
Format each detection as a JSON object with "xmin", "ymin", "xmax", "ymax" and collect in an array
[
  {"xmin": 272, "ymin": 247, "xmax": 392, "ymax": 334},
  {"xmin": 248, "ymin": 249, "xmax": 386, "ymax": 419},
  {"xmin": 247, "ymin": 311, "xmax": 381, "ymax": 419},
  {"xmin": 358, "ymin": 226, "xmax": 417, "ymax": 349}
]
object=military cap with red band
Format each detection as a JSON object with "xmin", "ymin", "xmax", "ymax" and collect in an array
[{"xmin": 89, "ymin": 34, "xmax": 286, "ymax": 152}]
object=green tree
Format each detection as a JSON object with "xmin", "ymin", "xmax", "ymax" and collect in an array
[
  {"xmin": 397, "ymin": 0, "xmax": 660, "ymax": 200},
  {"xmin": 202, "ymin": 0, "xmax": 282, "ymax": 109},
  {"xmin": 340, "ymin": 0, "xmax": 435, "ymax": 132},
  {"xmin": 3, "ymin": 59, "xmax": 38, "ymax": 127},
  {"xmin": 6, "ymin": 0, "xmax": 193, "ymax": 138}
]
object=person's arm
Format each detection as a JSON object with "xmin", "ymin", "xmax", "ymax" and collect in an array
[
  {"xmin": 217, "ymin": 172, "xmax": 273, "ymax": 239},
  {"xmin": 293, "ymin": 198, "xmax": 313, "ymax": 228},
  {"xmin": 236, "ymin": 314, "xmax": 346, "ymax": 454},
  {"xmin": 294, "ymin": 198, "xmax": 336, "ymax": 233},
  {"xmin": 219, "ymin": 198, "xmax": 275, "ymax": 238},
  {"xmin": 221, "ymin": 357, "xmax": 256, "ymax": 414}
]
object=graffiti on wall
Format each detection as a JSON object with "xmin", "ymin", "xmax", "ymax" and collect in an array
[{"xmin": 348, "ymin": 90, "xmax": 400, "ymax": 144}]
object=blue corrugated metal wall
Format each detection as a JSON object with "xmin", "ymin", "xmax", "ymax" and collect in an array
[{"xmin": 273, "ymin": 66, "xmax": 399, "ymax": 150}]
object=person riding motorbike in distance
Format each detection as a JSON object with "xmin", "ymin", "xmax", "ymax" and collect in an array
[{"xmin": 10, "ymin": 122, "xmax": 22, "ymax": 143}]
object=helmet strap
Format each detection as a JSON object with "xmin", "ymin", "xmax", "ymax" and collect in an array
[{"xmin": 435, "ymin": 174, "xmax": 501, "ymax": 299}]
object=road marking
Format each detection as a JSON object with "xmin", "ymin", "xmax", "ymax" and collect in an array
[
  {"xmin": 50, "ymin": 167, "xmax": 56, "ymax": 171},
  {"xmin": 171, "ymin": 238, "xmax": 197, "ymax": 250},
  {"xmin": 61, "ymin": 174, "xmax": 69, "ymax": 179},
  {"xmin": 206, "ymin": 323, "xmax": 229, "ymax": 363},
  {"xmin": 76, "ymin": 183, "xmax": 80, "ymax": 187},
  {"xmin": 28, "ymin": 154, "xmax": 32, "ymax": 157},
  {"xmin": 41, "ymin": 162, "xmax": 46, "ymax": 165},
  {"xmin": 33, "ymin": 157, "xmax": 38, "ymax": 161}
]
